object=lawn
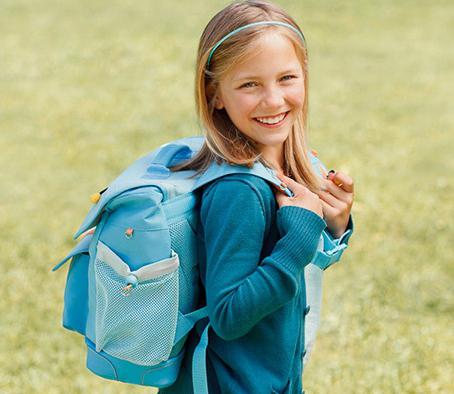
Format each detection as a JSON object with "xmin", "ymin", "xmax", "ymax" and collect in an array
[{"xmin": 1, "ymin": 0, "xmax": 453, "ymax": 393}]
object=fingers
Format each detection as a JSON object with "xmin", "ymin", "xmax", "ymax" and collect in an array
[
  {"xmin": 272, "ymin": 183, "xmax": 297, "ymax": 209},
  {"xmin": 277, "ymin": 174, "xmax": 298, "ymax": 186},
  {"xmin": 277, "ymin": 174, "xmax": 308, "ymax": 196},
  {"xmin": 318, "ymin": 188, "xmax": 341, "ymax": 208},
  {"xmin": 278, "ymin": 172, "xmax": 353, "ymax": 197},
  {"xmin": 320, "ymin": 178, "xmax": 351, "ymax": 204},
  {"xmin": 319, "ymin": 190, "xmax": 349, "ymax": 214},
  {"xmin": 320, "ymin": 199, "xmax": 336, "ymax": 217},
  {"xmin": 274, "ymin": 174, "xmax": 309, "ymax": 207},
  {"xmin": 327, "ymin": 170, "xmax": 354, "ymax": 194}
]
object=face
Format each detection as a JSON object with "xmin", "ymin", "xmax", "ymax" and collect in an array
[{"xmin": 215, "ymin": 32, "xmax": 305, "ymax": 166}]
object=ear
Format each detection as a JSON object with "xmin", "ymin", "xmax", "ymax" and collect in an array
[{"xmin": 214, "ymin": 95, "xmax": 224, "ymax": 110}]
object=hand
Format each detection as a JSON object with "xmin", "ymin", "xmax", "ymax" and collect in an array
[
  {"xmin": 317, "ymin": 169, "xmax": 354, "ymax": 238},
  {"xmin": 273, "ymin": 174, "xmax": 324, "ymax": 219}
]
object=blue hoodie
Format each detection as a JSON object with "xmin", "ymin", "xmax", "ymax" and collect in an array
[{"xmin": 160, "ymin": 173, "xmax": 348, "ymax": 394}]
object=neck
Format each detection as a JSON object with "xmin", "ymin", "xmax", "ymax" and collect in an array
[{"xmin": 259, "ymin": 143, "xmax": 285, "ymax": 176}]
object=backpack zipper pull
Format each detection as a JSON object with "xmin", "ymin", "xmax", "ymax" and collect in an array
[
  {"xmin": 90, "ymin": 187, "xmax": 108, "ymax": 204},
  {"xmin": 265, "ymin": 166, "xmax": 295, "ymax": 197},
  {"xmin": 121, "ymin": 284, "xmax": 133, "ymax": 296},
  {"xmin": 121, "ymin": 274, "xmax": 138, "ymax": 296},
  {"xmin": 279, "ymin": 182, "xmax": 294, "ymax": 197}
]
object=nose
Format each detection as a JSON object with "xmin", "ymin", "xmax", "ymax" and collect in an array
[{"xmin": 260, "ymin": 85, "xmax": 285, "ymax": 111}]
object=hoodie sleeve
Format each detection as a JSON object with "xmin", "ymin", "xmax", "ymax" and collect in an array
[{"xmin": 200, "ymin": 177, "xmax": 326, "ymax": 341}]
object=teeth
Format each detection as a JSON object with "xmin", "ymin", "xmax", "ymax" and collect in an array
[{"xmin": 256, "ymin": 112, "xmax": 286, "ymax": 124}]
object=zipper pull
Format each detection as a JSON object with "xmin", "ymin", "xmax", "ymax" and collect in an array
[
  {"xmin": 279, "ymin": 182, "xmax": 294, "ymax": 197},
  {"xmin": 121, "ymin": 274, "xmax": 138, "ymax": 296},
  {"xmin": 265, "ymin": 166, "xmax": 295, "ymax": 198}
]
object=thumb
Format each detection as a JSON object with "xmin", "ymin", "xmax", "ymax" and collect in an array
[
  {"xmin": 278, "ymin": 174, "xmax": 307, "ymax": 190},
  {"xmin": 278, "ymin": 174, "xmax": 296, "ymax": 184}
]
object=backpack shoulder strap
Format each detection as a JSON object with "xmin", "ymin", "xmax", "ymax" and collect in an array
[{"xmin": 191, "ymin": 159, "xmax": 293, "ymax": 196}]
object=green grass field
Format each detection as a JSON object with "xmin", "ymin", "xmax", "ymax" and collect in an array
[{"xmin": 1, "ymin": 0, "xmax": 453, "ymax": 393}]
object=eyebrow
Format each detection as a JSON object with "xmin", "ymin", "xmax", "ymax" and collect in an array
[{"xmin": 234, "ymin": 68, "xmax": 301, "ymax": 82}]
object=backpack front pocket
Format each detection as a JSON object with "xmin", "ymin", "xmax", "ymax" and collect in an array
[{"xmin": 93, "ymin": 241, "xmax": 179, "ymax": 366}]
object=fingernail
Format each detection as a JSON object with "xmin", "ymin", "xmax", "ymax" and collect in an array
[{"xmin": 327, "ymin": 169, "xmax": 336, "ymax": 179}]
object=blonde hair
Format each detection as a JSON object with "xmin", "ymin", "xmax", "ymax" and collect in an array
[{"xmin": 171, "ymin": 0, "xmax": 322, "ymax": 193}]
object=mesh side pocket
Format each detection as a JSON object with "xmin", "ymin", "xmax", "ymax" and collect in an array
[
  {"xmin": 94, "ymin": 242, "xmax": 179, "ymax": 366},
  {"xmin": 169, "ymin": 218, "xmax": 198, "ymax": 314}
]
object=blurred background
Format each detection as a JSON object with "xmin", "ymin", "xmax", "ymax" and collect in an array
[{"xmin": 1, "ymin": 0, "xmax": 453, "ymax": 393}]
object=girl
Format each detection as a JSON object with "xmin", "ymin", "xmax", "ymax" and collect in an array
[{"xmin": 162, "ymin": 1, "xmax": 354, "ymax": 393}]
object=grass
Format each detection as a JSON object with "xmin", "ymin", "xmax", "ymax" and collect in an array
[{"xmin": 1, "ymin": 0, "xmax": 453, "ymax": 393}]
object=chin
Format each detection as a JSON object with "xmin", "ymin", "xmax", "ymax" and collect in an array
[{"xmin": 265, "ymin": 131, "xmax": 290, "ymax": 145}]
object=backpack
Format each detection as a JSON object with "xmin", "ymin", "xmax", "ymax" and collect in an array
[{"xmin": 52, "ymin": 135, "xmax": 349, "ymax": 393}]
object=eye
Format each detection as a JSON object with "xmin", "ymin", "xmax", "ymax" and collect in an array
[
  {"xmin": 239, "ymin": 81, "xmax": 258, "ymax": 89},
  {"xmin": 280, "ymin": 74, "xmax": 298, "ymax": 82}
]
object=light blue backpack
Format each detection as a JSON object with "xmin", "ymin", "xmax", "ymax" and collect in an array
[{"xmin": 52, "ymin": 136, "xmax": 349, "ymax": 393}]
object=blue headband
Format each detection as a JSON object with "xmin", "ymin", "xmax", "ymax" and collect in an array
[{"xmin": 206, "ymin": 21, "xmax": 306, "ymax": 68}]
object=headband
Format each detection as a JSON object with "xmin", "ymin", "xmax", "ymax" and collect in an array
[{"xmin": 206, "ymin": 21, "xmax": 306, "ymax": 68}]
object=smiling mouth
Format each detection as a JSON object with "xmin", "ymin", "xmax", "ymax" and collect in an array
[{"xmin": 254, "ymin": 111, "xmax": 289, "ymax": 126}]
